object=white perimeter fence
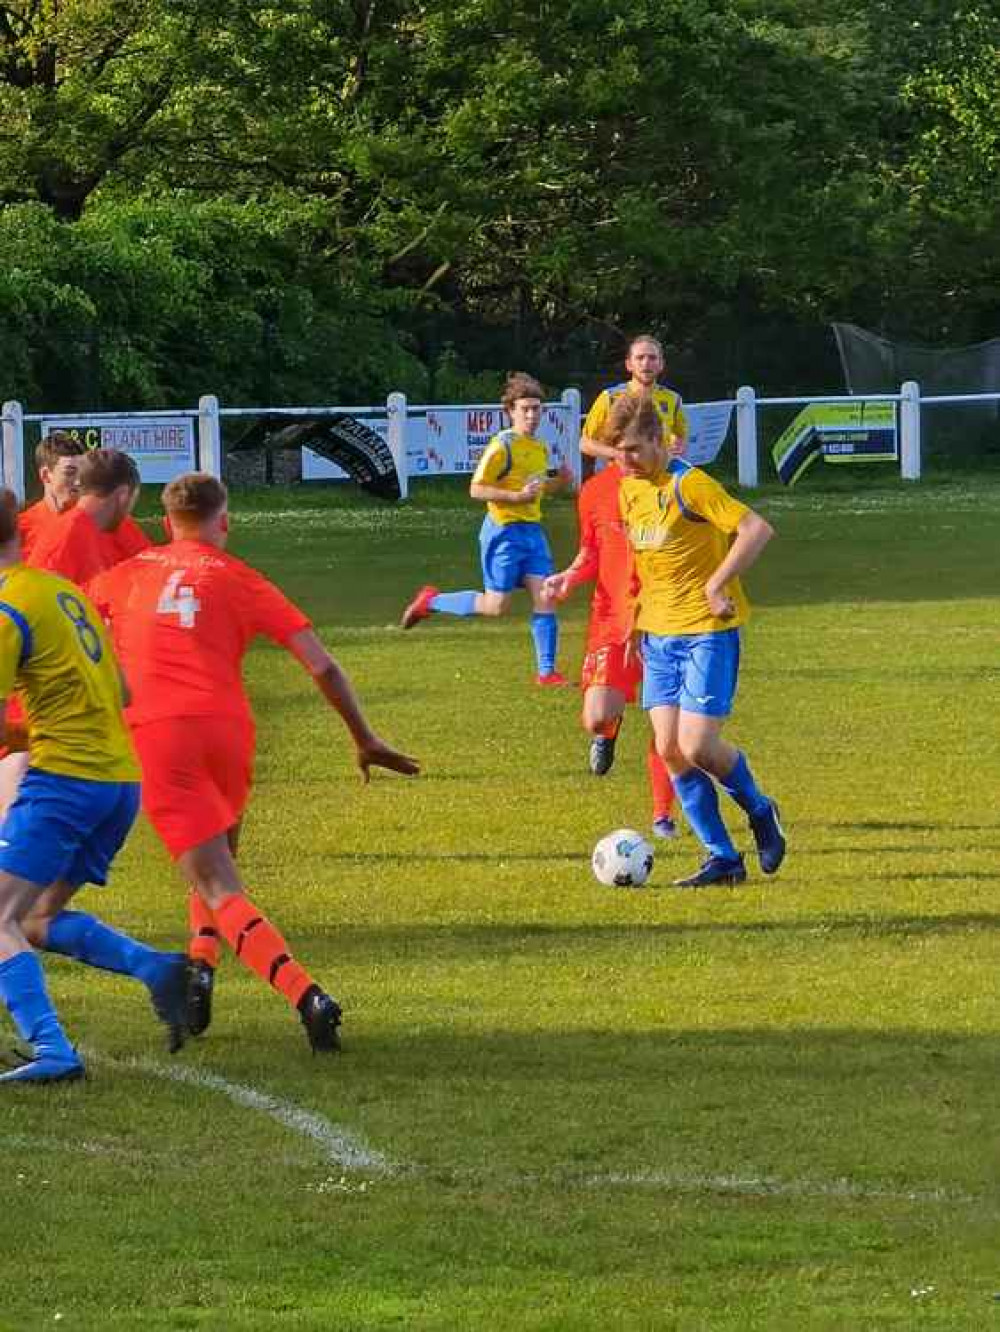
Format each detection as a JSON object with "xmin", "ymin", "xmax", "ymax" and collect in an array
[{"xmin": 2, "ymin": 381, "xmax": 997, "ymax": 501}]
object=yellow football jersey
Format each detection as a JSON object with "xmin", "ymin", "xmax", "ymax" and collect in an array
[
  {"xmin": 619, "ymin": 459, "xmax": 751, "ymax": 636},
  {"xmin": 472, "ymin": 429, "xmax": 550, "ymax": 526},
  {"xmin": 583, "ymin": 382, "xmax": 689, "ymax": 448},
  {"xmin": 0, "ymin": 565, "xmax": 139, "ymax": 782}
]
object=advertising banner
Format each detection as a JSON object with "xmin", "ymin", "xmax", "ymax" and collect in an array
[
  {"xmin": 771, "ymin": 402, "xmax": 897, "ymax": 485},
  {"xmin": 303, "ymin": 406, "xmax": 573, "ymax": 481},
  {"xmin": 41, "ymin": 416, "xmax": 196, "ymax": 483}
]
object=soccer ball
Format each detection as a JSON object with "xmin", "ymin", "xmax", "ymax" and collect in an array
[{"xmin": 592, "ymin": 829, "xmax": 654, "ymax": 888}]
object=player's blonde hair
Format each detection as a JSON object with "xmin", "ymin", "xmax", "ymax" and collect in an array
[
  {"xmin": 501, "ymin": 372, "xmax": 545, "ymax": 412},
  {"xmin": 0, "ymin": 487, "xmax": 18, "ymax": 545},
  {"xmin": 601, "ymin": 393, "xmax": 662, "ymax": 452},
  {"xmin": 162, "ymin": 472, "xmax": 228, "ymax": 522}
]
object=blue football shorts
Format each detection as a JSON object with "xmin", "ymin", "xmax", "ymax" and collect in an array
[
  {"xmin": 479, "ymin": 517, "xmax": 554, "ymax": 593},
  {"xmin": 641, "ymin": 628, "xmax": 741, "ymax": 717},
  {"xmin": 0, "ymin": 768, "xmax": 140, "ymax": 888}
]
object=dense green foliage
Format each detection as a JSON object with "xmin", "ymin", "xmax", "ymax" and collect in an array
[
  {"xmin": 4, "ymin": 478, "xmax": 1000, "ymax": 1327},
  {"xmin": 1, "ymin": 1, "xmax": 998, "ymax": 407}
]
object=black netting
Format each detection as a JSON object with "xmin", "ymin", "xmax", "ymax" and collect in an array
[{"xmin": 833, "ymin": 323, "xmax": 1000, "ymax": 465}]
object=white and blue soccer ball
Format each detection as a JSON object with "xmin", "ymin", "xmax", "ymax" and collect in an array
[{"xmin": 592, "ymin": 829, "xmax": 654, "ymax": 888}]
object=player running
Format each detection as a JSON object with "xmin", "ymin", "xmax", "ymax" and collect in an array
[
  {"xmin": 400, "ymin": 372, "xmax": 574, "ymax": 686},
  {"xmin": 544, "ymin": 447, "xmax": 677, "ymax": 838},
  {"xmin": 91, "ymin": 473, "xmax": 420, "ymax": 1054},
  {"xmin": 615, "ymin": 396, "xmax": 786, "ymax": 887},
  {"xmin": 0, "ymin": 488, "xmax": 188, "ymax": 1084}
]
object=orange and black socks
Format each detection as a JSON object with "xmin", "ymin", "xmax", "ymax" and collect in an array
[
  {"xmin": 647, "ymin": 741, "xmax": 676, "ymax": 821},
  {"xmin": 213, "ymin": 893, "xmax": 314, "ymax": 1009},
  {"xmin": 188, "ymin": 892, "xmax": 221, "ymax": 969}
]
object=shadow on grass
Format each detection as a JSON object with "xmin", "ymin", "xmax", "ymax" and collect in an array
[{"xmin": 314, "ymin": 912, "xmax": 1000, "ymax": 961}]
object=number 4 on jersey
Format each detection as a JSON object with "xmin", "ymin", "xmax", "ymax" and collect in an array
[{"xmin": 157, "ymin": 570, "xmax": 201, "ymax": 628}]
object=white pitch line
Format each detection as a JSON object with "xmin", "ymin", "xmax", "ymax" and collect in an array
[
  {"xmin": 579, "ymin": 1170, "xmax": 969, "ymax": 1203},
  {"xmin": 83, "ymin": 1052, "xmax": 969, "ymax": 1205},
  {"xmin": 94, "ymin": 1051, "xmax": 393, "ymax": 1175}
]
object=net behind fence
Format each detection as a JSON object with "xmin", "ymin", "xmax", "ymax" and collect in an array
[{"xmin": 833, "ymin": 323, "xmax": 1000, "ymax": 464}]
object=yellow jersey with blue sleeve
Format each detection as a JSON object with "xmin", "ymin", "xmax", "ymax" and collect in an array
[
  {"xmin": 472, "ymin": 429, "xmax": 549, "ymax": 525},
  {"xmin": 619, "ymin": 458, "xmax": 751, "ymax": 636},
  {"xmin": 0, "ymin": 565, "xmax": 139, "ymax": 783},
  {"xmin": 584, "ymin": 382, "xmax": 689, "ymax": 448}
]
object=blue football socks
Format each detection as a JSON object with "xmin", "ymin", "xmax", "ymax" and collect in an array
[
  {"xmin": 428, "ymin": 591, "xmax": 479, "ymax": 616},
  {"xmin": 45, "ymin": 910, "xmax": 167, "ymax": 989},
  {"xmin": 531, "ymin": 612, "xmax": 559, "ymax": 675},
  {"xmin": 672, "ymin": 768, "xmax": 738, "ymax": 860},
  {"xmin": 0, "ymin": 950, "xmax": 77, "ymax": 1062},
  {"xmin": 719, "ymin": 751, "xmax": 770, "ymax": 818}
]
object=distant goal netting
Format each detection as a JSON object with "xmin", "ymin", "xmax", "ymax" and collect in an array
[{"xmin": 833, "ymin": 322, "xmax": 1000, "ymax": 461}]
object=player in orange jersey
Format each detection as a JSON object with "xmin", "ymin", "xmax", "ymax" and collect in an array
[
  {"xmin": 545, "ymin": 448, "xmax": 677, "ymax": 838},
  {"xmin": 28, "ymin": 449, "xmax": 143, "ymax": 587},
  {"xmin": 17, "ymin": 431, "xmax": 87, "ymax": 560},
  {"xmin": 90, "ymin": 472, "xmax": 420, "ymax": 1055}
]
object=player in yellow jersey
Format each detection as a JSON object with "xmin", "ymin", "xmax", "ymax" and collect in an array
[
  {"xmin": 0, "ymin": 490, "xmax": 188, "ymax": 1083},
  {"xmin": 615, "ymin": 396, "xmax": 786, "ymax": 888},
  {"xmin": 401, "ymin": 372, "xmax": 574, "ymax": 685},
  {"xmin": 581, "ymin": 334, "xmax": 688, "ymax": 470}
]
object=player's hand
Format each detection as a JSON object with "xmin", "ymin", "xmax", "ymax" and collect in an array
[
  {"xmin": 623, "ymin": 631, "xmax": 643, "ymax": 669},
  {"xmin": 518, "ymin": 476, "xmax": 545, "ymax": 503},
  {"xmin": 543, "ymin": 572, "xmax": 572, "ymax": 601},
  {"xmin": 356, "ymin": 738, "xmax": 421, "ymax": 783},
  {"xmin": 706, "ymin": 585, "xmax": 736, "ymax": 619}
]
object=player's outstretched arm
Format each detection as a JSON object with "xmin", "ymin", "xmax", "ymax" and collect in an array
[
  {"xmin": 286, "ymin": 629, "xmax": 420, "ymax": 782},
  {"xmin": 705, "ymin": 512, "xmax": 774, "ymax": 619},
  {"xmin": 544, "ymin": 542, "xmax": 599, "ymax": 602}
]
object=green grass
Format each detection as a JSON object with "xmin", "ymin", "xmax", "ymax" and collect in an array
[{"xmin": 4, "ymin": 472, "xmax": 1000, "ymax": 1329}]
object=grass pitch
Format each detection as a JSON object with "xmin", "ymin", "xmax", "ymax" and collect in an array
[{"xmin": 3, "ymin": 472, "xmax": 1000, "ymax": 1329}]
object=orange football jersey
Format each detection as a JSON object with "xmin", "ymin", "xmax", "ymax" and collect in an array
[
  {"xmin": 90, "ymin": 540, "xmax": 311, "ymax": 727},
  {"xmin": 573, "ymin": 465, "xmax": 636, "ymax": 650}
]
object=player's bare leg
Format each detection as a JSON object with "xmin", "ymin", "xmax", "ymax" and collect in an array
[
  {"xmin": 582, "ymin": 684, "xmax": 626, "ymax": 774},
  {"xmin": 179, "ymin": 833, "xmax": 342, "ymax": 1053}
]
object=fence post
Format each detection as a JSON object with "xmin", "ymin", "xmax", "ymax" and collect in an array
[
  {"xmin": 387, "ymin": 391, "xmax": 409, "ymax": 500},
  {"xmin": 1, "ymin": 400, "xmax": 25, "ymax": 502},
  {"xmin": 198, "ymin": 395, "xmax": 222, "ymax": 479},
  {"xmin": 736, "ymin": 385, "xmax": 759, "ymax": 488},
  {"xmin": 899, "ymin": 380, "xmax": 921, "ymax": 481},
  {"xmin": 560, "ymin": 387, "xmax": 583, "ymax": 488}
]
